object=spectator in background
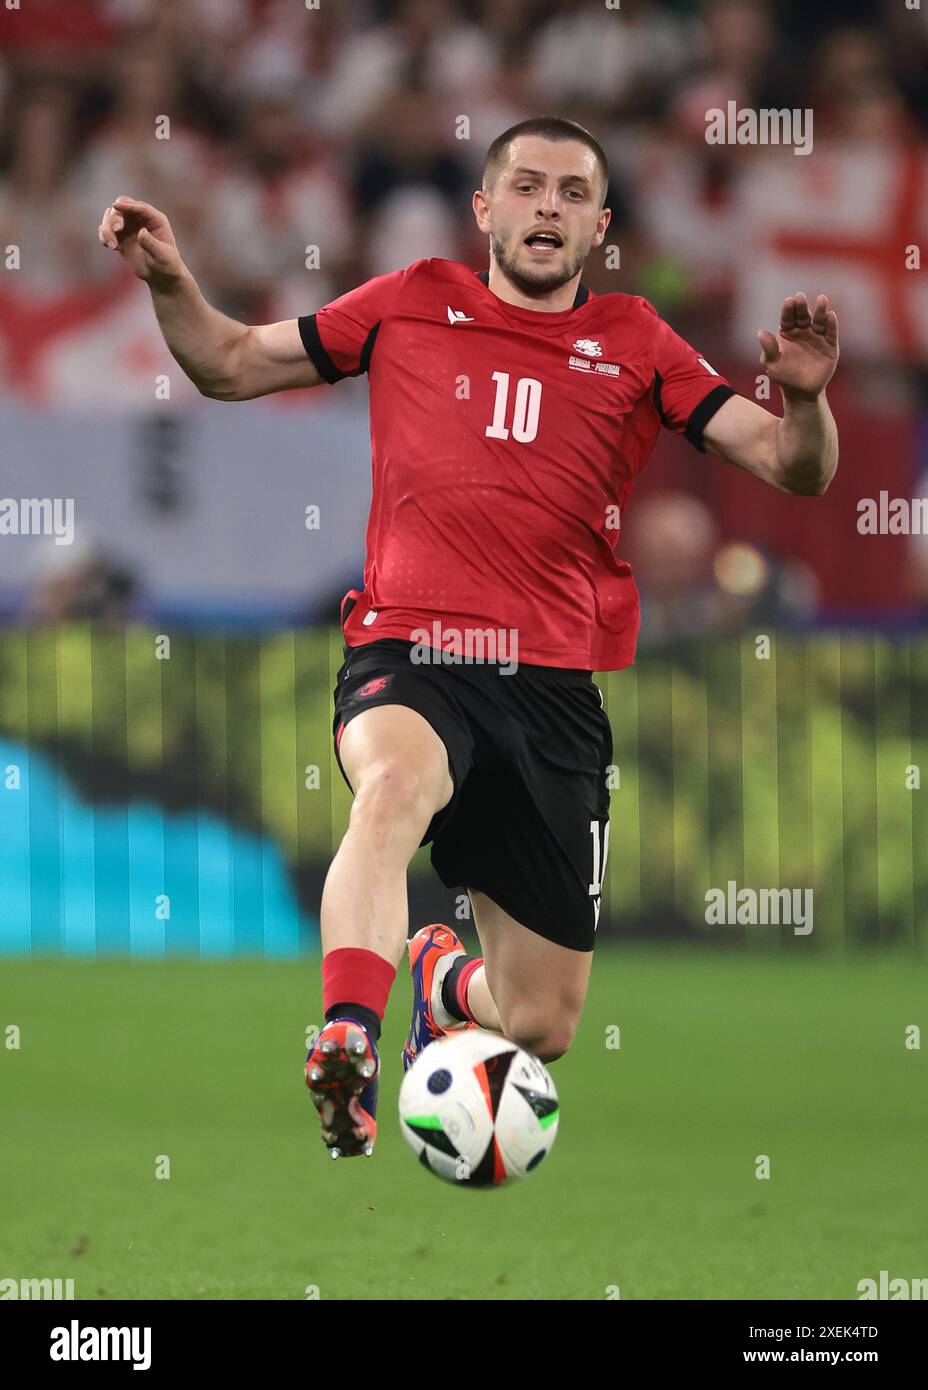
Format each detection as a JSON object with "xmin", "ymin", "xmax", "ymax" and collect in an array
[
  {"xmin": 203, "ymin": 93, "xmax": 353, "ymax": 322},
  {"xmin": 528, "ymin": 0, "xmax": 696, "ymax": 120},
  {"xmin": 809, "ymin": 26, "xmax": 914, "ymax": 144},
  {"xmin": 347, "ymin": 57, "xmax": 474, "ymax": 269},
  {"xmin": 882, "ymin": 0, "xmax": 928, "ymax": 133},
  {"xmin": 700, "ymin": 0, "xmax": 785, "ymax": 107},
  {"xmin": 625, "ymin": 491, "xmax": 819, "ymax": 644},
  {"xmin": 349, "ymin": 65, "xmax": 472, "ymax": 224},
  {"xmin": 76, "ymin": 33, "xmax": 215, "ymax": 271},
  {"xmin": 635, "ymin": 0, "xmax": 782, "ymax": 315},
  {"xmin": 23, "ymin": 539, "xmax": 138, "ymax": 627},
  {"xmin": 224, "ymin": 0, "xmax": 350, "ymax": 140},
  {"xmin": 0, "ymin": 83, "xmax": 98, "ymax": 297},
  {"xmin": 363, "ymin": 184, "xmax": 460, "ymax": 278},
  {"xmin": 313, "ymin": 0, "xmax": 495, "ymax": 142},
  {"xmin": 473, "ymin": 0, "xmax": 541, "ymax": 55},
  {"xmin": 0, "ymin": 82, "xmax": 119, "ymax": 399},
  {"xmin": 453, "ymin": 32, "xmax": 537, "ymax": 184},
  {"xmin": 626, "ymin": 492, "xmax": 726, "ymax": 644}
]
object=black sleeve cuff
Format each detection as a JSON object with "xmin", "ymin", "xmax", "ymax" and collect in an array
[
  {"xmin": 297, "ymin": 314, "xmax": 345, "ymax": 384},
  {"xmin": 684, "ymin": 383, "xmax": 736, "ymax": 452}
]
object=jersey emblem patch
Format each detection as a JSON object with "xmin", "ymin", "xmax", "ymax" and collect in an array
[{"xmin": 357, "ymin": 675, "xmax": 392, "ymax": 699}]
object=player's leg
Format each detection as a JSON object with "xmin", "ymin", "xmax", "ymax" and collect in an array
[
  {"xmin": 322, "ymin": 703, "xmax": 454, "ymax": 960},
  {"xmin": 408, "ymin": 668, "xmax": 610, "ymax": 1068},
  {"xmin": 445, "ymin": 889, "xmax": 592, "ymax": 1063},
  {"xmin": 307, "ymin": 703, "xmax": 454, "ymax": 1158}
]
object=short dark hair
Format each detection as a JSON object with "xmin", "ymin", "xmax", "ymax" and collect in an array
[{"xmin": 482, "ymin": 116, "xmax": 609, "ymax": 209}]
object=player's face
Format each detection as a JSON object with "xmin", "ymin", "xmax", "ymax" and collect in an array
[{"xmin": 480, "ymin": 137, "xmax": 610, "ymax": 296}]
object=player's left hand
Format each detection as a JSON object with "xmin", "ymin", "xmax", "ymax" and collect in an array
[{"xmin": 757, "ymin": 292, "xmax": 838, "ymax": 400}]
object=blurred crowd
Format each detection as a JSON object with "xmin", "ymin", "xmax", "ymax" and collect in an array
[
  {"xmin": 1, "ymin": 0, "xmax": 927, "ymax": 326},
  {"xmin": 3, "ymin": 0, "xmax": 928, "ymax": 634}
]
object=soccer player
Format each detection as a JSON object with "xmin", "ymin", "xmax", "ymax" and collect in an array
[{"xmin": 98, "ymin": 116, "xmax": 839, "ymax": 1161}]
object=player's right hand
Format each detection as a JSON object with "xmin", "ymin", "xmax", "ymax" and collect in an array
[{"xmin": 97, "ymin": 196, "xmax": 184, "ymax": 287}]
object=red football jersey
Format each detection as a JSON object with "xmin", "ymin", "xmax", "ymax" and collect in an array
[{"xmin": 298, "ymin": 258, "xmax": 735, "ymax": 671}]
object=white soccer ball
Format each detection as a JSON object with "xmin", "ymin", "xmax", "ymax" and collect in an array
[{"xmin": 398, "ymin": 1029, "xmax": 559, "ymax": 1186}]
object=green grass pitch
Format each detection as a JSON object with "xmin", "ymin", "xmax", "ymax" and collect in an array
[{"xmin": 2, "ymin": 947, "xmax": 925, "ymax": 1300}]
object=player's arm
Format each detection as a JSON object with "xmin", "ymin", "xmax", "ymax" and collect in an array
[
  {"xmin": 98, "ymin": 196, "xmax": 322, "ymax": 400},
  {"xmin": 703, "ymin": 292, "xmax": 839, "ymax": 496}
]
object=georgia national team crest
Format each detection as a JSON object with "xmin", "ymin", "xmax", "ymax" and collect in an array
[{"xmin": 572, "ymin": 338, "xmax": 603, "ymax": 357}]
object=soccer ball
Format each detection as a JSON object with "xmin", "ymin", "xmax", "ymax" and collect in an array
[{"xmin": 398, "ymin": 1029, "xmax": 559, "ymax": 1186}]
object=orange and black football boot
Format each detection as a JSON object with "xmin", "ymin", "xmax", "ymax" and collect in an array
[
  {"xmin": 305, "ymin": 1018, "xmax": 379, "ymax": 1159},
  {"xmin": 403, "ymin": 924, "xmax": 476, "ymax": 1073}
]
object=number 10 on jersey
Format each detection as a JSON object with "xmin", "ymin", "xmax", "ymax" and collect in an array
[{"xmin": 485, "ymin": 371, "xmax": 543, "ymax": 444}]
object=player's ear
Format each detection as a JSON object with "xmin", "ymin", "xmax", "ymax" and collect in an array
[
  {"xmin": 472, "ymin": 187, "xmax": 491, "ymax": 231},
  {"xmin": 592, "ymin": 206, "xmax": 611, "ymax": 245}
]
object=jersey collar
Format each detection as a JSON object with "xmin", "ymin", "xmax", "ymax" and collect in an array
[{"xmin": 476, "ymin": 268, "xmax": 590, "ymax": 310}]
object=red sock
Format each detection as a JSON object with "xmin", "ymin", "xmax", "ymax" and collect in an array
[
  {"xmin": 322, "ymin": 947, "xmax": 396, "ymax": 1020},
  {"xmin": 453, "ymin": 957, "xmax": 484, "ymax": 1024}
]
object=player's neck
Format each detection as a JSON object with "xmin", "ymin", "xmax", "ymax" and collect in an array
[{"xmin": 485, "ymin": 260, "xmax": 581, "ymax": 314}]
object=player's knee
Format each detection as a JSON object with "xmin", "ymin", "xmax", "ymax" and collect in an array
[
  {"xmin": 504, "ymin": 1008, "xmax": 577, "ymax": 1063},
  {"xmin": 350, "ymin": 760, "xmax": 440, "ymax": 839}
]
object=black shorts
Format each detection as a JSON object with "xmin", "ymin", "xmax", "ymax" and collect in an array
[{"xmin": 331, "ymin": 637, "xmax": 612, "ymax": 952}]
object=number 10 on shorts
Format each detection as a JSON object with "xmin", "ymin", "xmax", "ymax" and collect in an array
[{"xmin": 589, "ymin": 818, "xmax": 610, "ymax": 930}]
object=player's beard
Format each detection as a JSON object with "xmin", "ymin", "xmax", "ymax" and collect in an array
[{"xmin": 491, "ymin": 229, "xmax": 589, "ymax": 298}]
